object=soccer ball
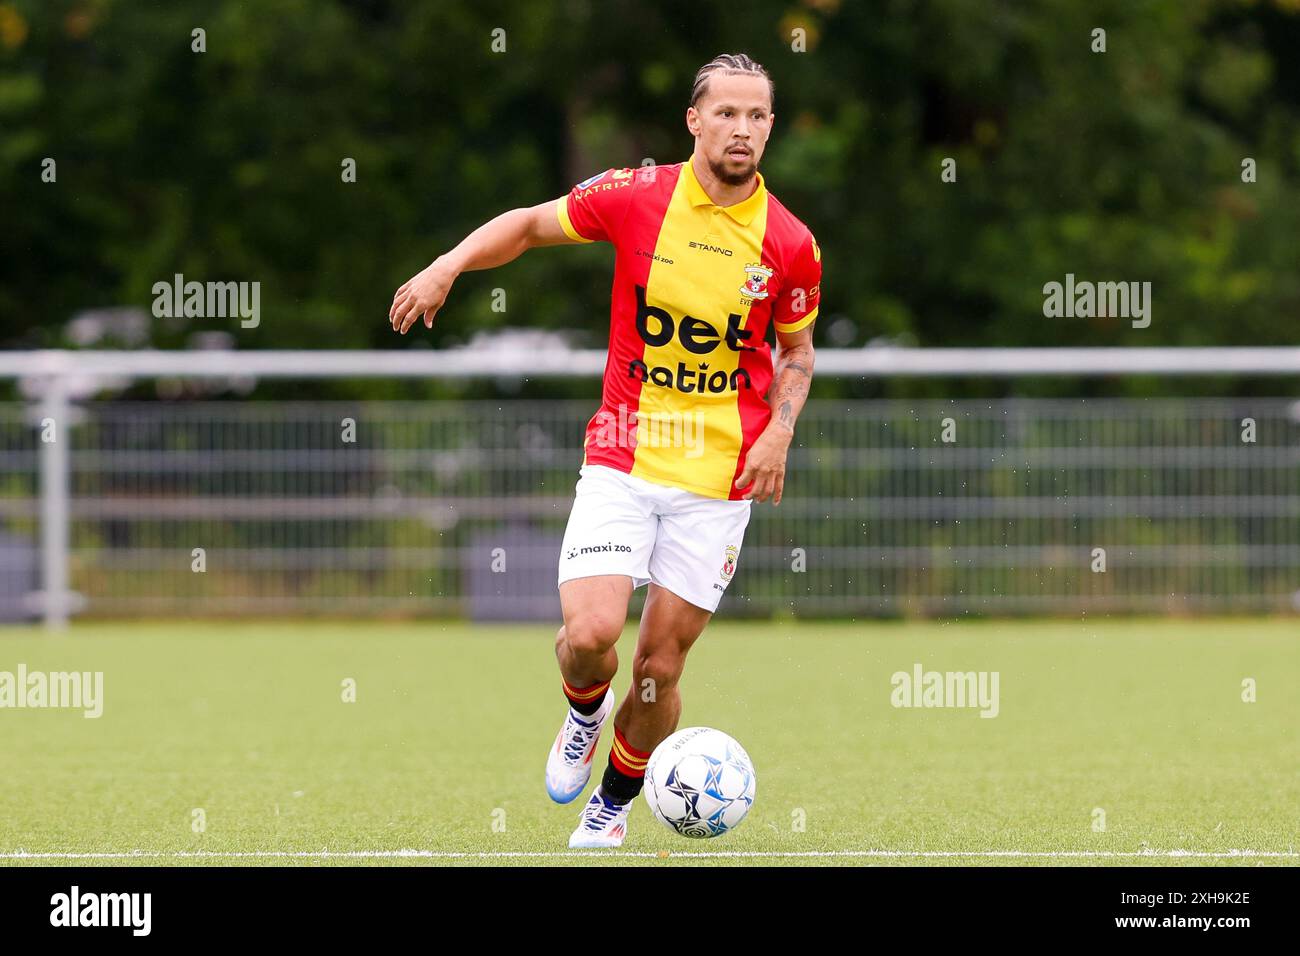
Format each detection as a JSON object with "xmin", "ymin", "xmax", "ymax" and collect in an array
[{"xmin": 643, "ymin": 727, "xmax": 756, "ymax": 838}]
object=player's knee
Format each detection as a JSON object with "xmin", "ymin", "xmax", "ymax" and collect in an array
[
  {"xmin": 561, "ymin": 613, "xmax": 623, "ymax": 658},
  {"xmin": 632, "ymin": 647, "xmax": 685, "ymax": 693}
]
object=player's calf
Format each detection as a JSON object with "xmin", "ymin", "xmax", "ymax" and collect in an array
[{"xmin": 578, "ymin": 637, "xmax": 690, "ymax": 822}]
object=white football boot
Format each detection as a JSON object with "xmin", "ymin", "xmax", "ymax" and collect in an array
[
  {"xmin": 545, "ymin": 688, "xmax": 615, "ymax": 804},
  {"xmin": 568, "ymin": 787, "xmax": 632, "ymax": 849}
]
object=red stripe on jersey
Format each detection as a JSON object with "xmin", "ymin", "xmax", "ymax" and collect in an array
[
  {"xmin": 728, "ymin": 194, "xmax": 813, "ymax": 499},
  {"xmin": 580, "ymin": 166, "xmax": 682, "ymax": 474}
]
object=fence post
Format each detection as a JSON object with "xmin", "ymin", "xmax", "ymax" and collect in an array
[{"xmin": 39, "ymin": 375, "xmax": 70, "ymax": 629}]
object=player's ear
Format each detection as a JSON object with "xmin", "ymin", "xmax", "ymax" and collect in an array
[{"xmin": 685, "ymin": 106, "xmax": 700, "ymax": 136}]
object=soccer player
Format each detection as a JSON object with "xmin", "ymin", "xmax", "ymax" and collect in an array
[{"xmin": 389, "ymin": 53, "xmax": 821, "ymax": 847}]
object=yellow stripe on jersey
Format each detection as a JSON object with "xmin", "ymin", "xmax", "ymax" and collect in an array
[
  {"xmin": 774, "ymin": 305, "xmax": 818, "ymax": 334},
  {"xmin": 556, "ymin": 197, "xmax": 595, "ymax": 243},
  {"xmin": 632, "ymin": 163, "xmax": 770, "ymax": 499}
]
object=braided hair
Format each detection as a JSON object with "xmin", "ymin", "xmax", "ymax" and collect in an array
[{"xmin": 689, "ymin": 53, "xmax": 774, "ymax": 109}]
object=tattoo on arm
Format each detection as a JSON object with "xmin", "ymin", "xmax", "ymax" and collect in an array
[{"xmin": 769, "ymin": 344, "xmax": 815, "ymax": 434}]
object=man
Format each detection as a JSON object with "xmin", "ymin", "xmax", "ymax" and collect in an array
[{"xmin": 389, "ymin": 53, "xmax": 821, "ymax": 848}]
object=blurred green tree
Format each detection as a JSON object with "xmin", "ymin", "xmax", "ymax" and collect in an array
[{"xmin": 2, "ymin": 0, "xmax": 1298, "ymax": 399}]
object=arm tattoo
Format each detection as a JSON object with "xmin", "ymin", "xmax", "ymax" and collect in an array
[{"xmin": 769, "ymin": 344, "xmax": 815, "ymax": 434}]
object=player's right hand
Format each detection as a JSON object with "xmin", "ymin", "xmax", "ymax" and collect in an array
[{"xmin": 389, "ymin": 259, "xmax": 455, "ymax": 334}]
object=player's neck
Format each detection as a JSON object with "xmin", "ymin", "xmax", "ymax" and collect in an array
[{"xmin": 690, "ymin": 154, "xmax": 759, "ymax": 207}]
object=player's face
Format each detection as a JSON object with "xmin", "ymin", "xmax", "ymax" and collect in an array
[{"xmin": 688, "ymin": 73, "xmax": 773, "ymax": 187}]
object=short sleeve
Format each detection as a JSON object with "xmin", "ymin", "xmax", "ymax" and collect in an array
[
  {"xmin": 557, "ymin": 168, "xmax": 636, "ymax": 244},
  {"xmin": 771, "ymin": 231, "xmax": 822, "ymax": 334}
]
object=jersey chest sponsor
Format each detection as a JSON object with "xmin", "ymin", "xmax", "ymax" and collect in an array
[{"xmin": 628, "ymin": 285, "xmax": 759, "ymax": 394}]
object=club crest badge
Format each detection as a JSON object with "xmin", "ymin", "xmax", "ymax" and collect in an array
[
  {"xmin": 720, "ymin": 544, "xmax": 739, "ymax": 581},
  {"xmin": 739, "ymin": 264, "xmax": 774, "ymax": 300}
]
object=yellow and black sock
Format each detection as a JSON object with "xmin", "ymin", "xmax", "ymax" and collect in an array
[
  {"xmin": 601, "ymin": 725, "xmax": 650, "ymax": 804},
  {"xmin": 562, "ymin": 677, "xmax": 610, "ymax": 717}
]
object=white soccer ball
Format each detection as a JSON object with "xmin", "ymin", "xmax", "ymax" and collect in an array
[{"xmin": 643, "ymin": 727, "xmax": 756, "ymax": 838}]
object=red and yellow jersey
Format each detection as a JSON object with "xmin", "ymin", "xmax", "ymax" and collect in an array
[{"xmin": 558, "ymin": 160, "xmax": 822, "ymax": 500}]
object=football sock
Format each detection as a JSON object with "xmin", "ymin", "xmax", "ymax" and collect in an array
[
  {"xmin": 601, "ymin": 725, "xmax": 651, "ymax": 804},
  {"xmin": 563, "ymin": 676, "xmax": 610, "ymax": 717}
]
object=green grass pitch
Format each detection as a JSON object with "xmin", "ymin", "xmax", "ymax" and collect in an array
[{"xmin": 0, "ymin": 618, "xmax": 1295, "ymax": 867}]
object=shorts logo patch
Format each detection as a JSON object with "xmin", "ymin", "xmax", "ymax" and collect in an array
[
  {"xmin": 567, "ymin": 541, "xmax": 632, "ymax": 560},
  {"xmin": 720, "ymin": 544, "xmax": 739, "ymax": 581}
]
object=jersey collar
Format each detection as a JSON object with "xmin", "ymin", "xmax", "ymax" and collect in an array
[{"xmin": 683, "ymin": 158, "xmax": 767, "ymax": 226}]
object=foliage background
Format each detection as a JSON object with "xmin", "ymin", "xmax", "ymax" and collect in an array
[{"xmin": 3, "ymin": 0, "xmax": 1299, "ymax": 399}]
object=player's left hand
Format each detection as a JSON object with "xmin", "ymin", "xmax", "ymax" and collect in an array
[
  {"xmin": 390, "ymin": 258, "xmax": 456, "ymax": 334},
  {"xmin": 735, "ymin": 425, "xmax": 792, "ymax": 504}
]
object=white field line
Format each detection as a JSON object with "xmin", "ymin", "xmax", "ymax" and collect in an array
[{"xmin": 0, "ymin": 849, "xmax": 1296, "ymax": 860}]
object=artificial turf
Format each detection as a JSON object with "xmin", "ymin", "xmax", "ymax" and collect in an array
[{"xmin": 0, "ymin": 618, "xmax": 1295, "ymax": 866}]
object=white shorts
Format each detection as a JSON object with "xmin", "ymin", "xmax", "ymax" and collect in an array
[{"xmin": 557, "ymin": 464, "xmax": 752, "ymax": 613}]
